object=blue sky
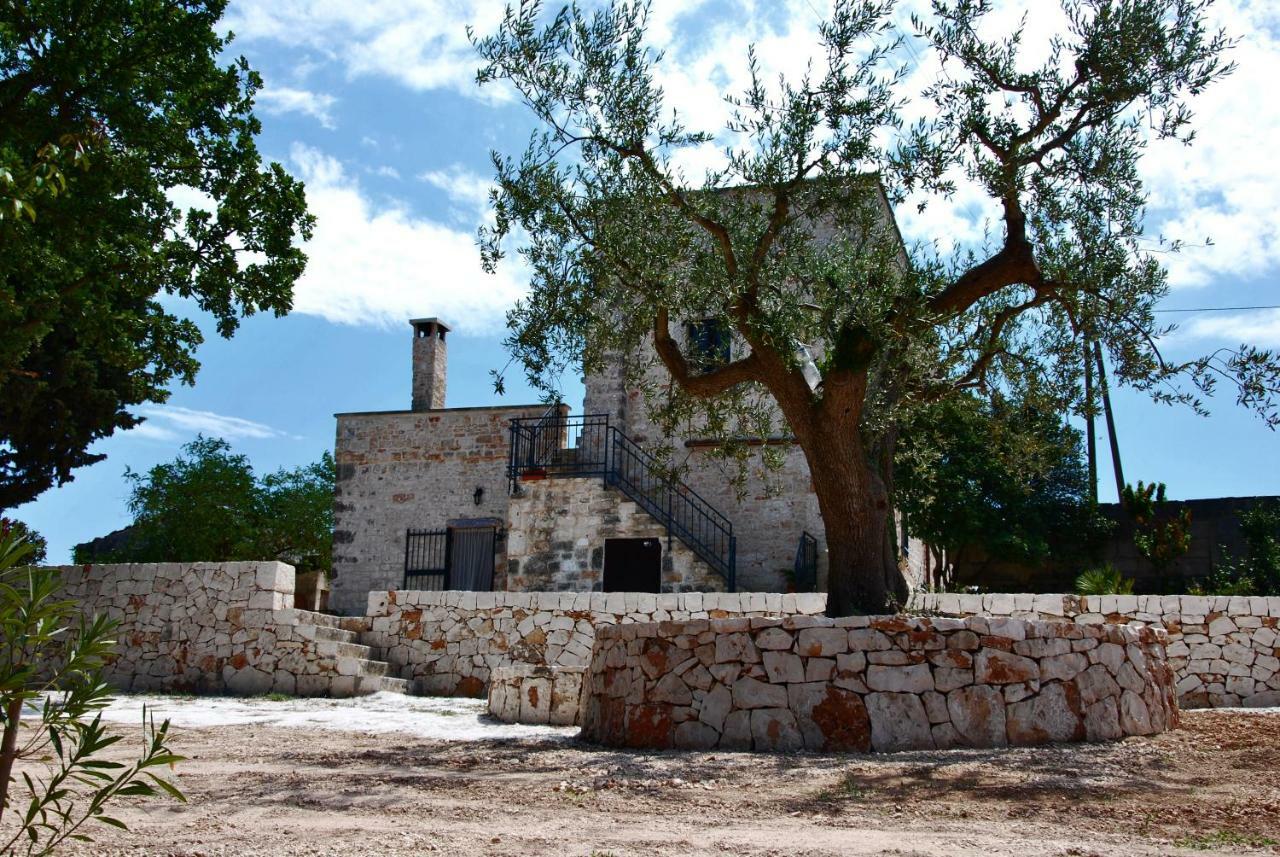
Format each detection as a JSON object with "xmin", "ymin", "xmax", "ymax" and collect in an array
[{"xmin": 15, "ymin": 0, "xmax": 1280, "ymax": 562}]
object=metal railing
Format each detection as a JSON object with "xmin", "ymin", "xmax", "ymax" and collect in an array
[
  {"xmin": 794, "ymin": 530, "xmax": 818, "ymax": 592},
  {"xmin": 404, "ymin": 528, "xmax": 448, "ymax": 589},
  {"xmin": 507, "ymin": 412, "xmax": 736, "ymax": 590}
]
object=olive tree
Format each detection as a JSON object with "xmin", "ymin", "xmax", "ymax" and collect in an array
[{"xmin": 474, "ymin": 0, "xmax": 1276, "ymax": 613}]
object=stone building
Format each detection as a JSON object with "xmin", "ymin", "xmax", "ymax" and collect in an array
[{"xmin": 331, "ymin": 186, "xmax": 928, "ymax": 616}]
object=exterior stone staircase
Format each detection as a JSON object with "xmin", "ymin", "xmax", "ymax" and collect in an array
[{"xmin": 292, "ymin": 609, "xmax": 410, "ymax": 696}]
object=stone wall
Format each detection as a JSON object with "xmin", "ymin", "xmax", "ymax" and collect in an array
[
  {"xmin": 54, "ymin": 561, "xmax": 400, "ymax": 697},
  {"xmin": 581, "ymin": 614, "xmax": 1178, "ymax": 753},
  {"xmin": 363, "ymin": 589, "xmax": 828, "ymax": 696},
  {"xmin": 487, "ymin": 665, "xmax": 585, "ymax": 726},
  {"xmin": 331, "ymin": 403, "xmax": 552, "ymax": 614},
  {"xmin": 913, "ymin": 592, "xmax": 1280, "ymax": 708},
  {"xmin": 506, "ymin": 477, "xmax": 729, "ymax": 592}
]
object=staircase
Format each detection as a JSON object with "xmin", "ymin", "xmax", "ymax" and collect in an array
[
  {"xmin": 292, "ymin": 610, "xmax": 410, "ymax": 695},
  {"xmin": 508, "ymin": 411, "xmax": 736, "ymax": 589}
]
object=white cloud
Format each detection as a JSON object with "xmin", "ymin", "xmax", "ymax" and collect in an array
[
  {"xmin": 132, "ymin": 406, "xmax": 296, "ymax": 441},
  {"xmin": 1175, "ymin": 309, "xmax": 1280, "ymax": 348},
  {"xmin": 418, "ymin": 164, "xmax": 492, "ymax": 217},
  {"xmin": 224, "ymin": 1, "xmax": 510, "ymax": 99},
  {"xmin": 255, "ymin": 85, "xmax": 338, "ymax": 129},
  {"xmin": 289, "ymin": 143, "xmax": 525, "ymax": 331}
]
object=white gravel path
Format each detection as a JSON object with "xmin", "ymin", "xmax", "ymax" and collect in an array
[{"xmin": 93, "ymin": 691, "xmax": 580, "ymax": 742}]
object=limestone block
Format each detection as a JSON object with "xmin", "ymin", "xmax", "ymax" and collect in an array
[
  {"xmin": 731, "ymin": 676, "xmax": 787, "ymax": 710},
  {"xmin": 796, "ymin": 628, "xmax": 847, "ymax": 657},
  {"xmin": 947, "ymin": 686, "xmax": 1006, "ymax": 748},
  {"xmin": 866, "ymin": 663, "xmax": 933, "ymax": 694},
  {"xmin": 974, "ymin": 649, "xmax": 1039, "ymax": 685},
  {"xmin": 762, "ymin": 651, "xmax": 805, "ymax": 684},
  {"xmin": 750, "ymin": 708, "xmax": 803, "ymax": 752},
  {"xmin": 865, "ymin": 692, "xmax": 934, "ymax": 752}
]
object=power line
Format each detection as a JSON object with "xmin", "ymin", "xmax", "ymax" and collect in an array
[{"xmin": 1154, "ymin": 305, "xmax": 1280, "ymax": 313}]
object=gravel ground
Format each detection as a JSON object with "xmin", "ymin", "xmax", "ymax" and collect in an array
[{"xmin": 9, "ymin": 696, "xmax": 1279, "ymax": 856}]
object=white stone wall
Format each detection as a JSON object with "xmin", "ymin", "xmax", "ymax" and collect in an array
[
  {"xmin": 53, "ymin": 562, "xmax": 389, "ymax": 697},
  {"xmin": 913, "ymin": 592, "xmax": 1280, "ymax": 708},
  {"xmin": 487, "ymin": 664, "xmax": 585, "ymax": 726},
  {"xmin": 506, "ymin": 476, "xmax": 729, "ymax": 592},
  {"xmin": 363, "ymin": 589, "xmax": 828, "ymax": 696}
]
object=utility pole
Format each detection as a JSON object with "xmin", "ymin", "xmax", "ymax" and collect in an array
[
  {"xmin": 1083, "ymin": 338, "xmax": 1098, "ymax": 504},
  {"xmin": 1093, "ymin": 341, "xmax": 1126, "ymax": 504}
]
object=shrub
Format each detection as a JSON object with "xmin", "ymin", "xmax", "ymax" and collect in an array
[{"xmin": 1074, "ymin": 565, "xmax": 1135, "ymax": 596}]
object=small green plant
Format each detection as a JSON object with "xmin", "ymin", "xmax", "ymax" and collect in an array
[
  {"xmin": 1174, "ymin": 830, "xmax": 1279, "ymax": 850},
  {"xmin": 1122, "ymin": 481, "xmax": 1192, "ymax": 574},
  {"xmin": 1074, "ymin": 565, "xmax": 1135, "ymax": 596},
  {"xmin": 0, "ymin": 519, "xmax": 186, "ymax": 854},
  {"xmin": 816, "ymin": 772, "xmax": 868, "ymax": 802}
]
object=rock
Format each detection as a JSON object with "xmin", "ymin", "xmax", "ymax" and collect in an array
[
  {"xmin": 935, "ymin": 667, "xmax": 974, "ymax": 692},
  {"xmin": 1039, "ymin": 652, "xmax": 1089, "ymax": 682},
  {"xmin": 652, "ymin": 672, "xmax": 693, "ymax": 705},
  {"xmin": 1074, "ymin": 664, "xmax": 1121, "ymax": 705},
  {"xmin": 947, "ymin": 686, "xmax": 1007, "ymax": 748},
  {"xmin": 755, "ymin": 627, "xmax": 794, "ymax": 650},
  {"xmin": 865, "ymin": 692, "xmax": 935, "ymax": 752},
  {"xmin": 974, "ymin": 649, "xmax": 1040, "ymax": 685},
  {"xmin": 1092, "ymin": 643, "xmax": 1125, "ymax": 674},
  {"xmin": 751, "ymin": 708, "xmax": 804, "ymax": 752},
  {"xmin": 866, "ymin": 663, "xmax": 934, "ymax": 693},
  {"xmin": 805, "ymin": 657, "xmax": 836, "ymax": 682},
  {"xmin": 762, "ymin": 651, "xmax": 805, "ymax": 684},
  {"xmin": 1119, "ymin": 689, "xmax": 1153, "ymax": 735},
  {"xmin": 946, "ymin": 630, "xmax": 980, "ymax": 651},
  {"xmin": 1084, "ymin": 697, "xmax": 1123, "ymax": 741},
  {"xmin": 847, "ymin": 629, "xmax": 893, "ymax": 651},
  {"xmin": 731, "ymin": 676, "xmax": 788, "ymax": 709},
  {"xmin": 931, "ymin": 721, "xmax": 964, "ymax": 750},
  {"xmin": 922, "ymin": 691, "xmax": 949, "ymax": 724},
  {"xmin": 1115, "ymin": 662, "xmax": 1146, "ymax": 694},
  {"xmin": 720, "ymin": 709, "xmax": 753, "ymax": 750},
  {"xmin": 698, "ymin": 683, "xmax": 733, "ymax": 733},
  {"xmin": 714, "ymin": 632, "xmax": 760, "ymax": 664},
  {"xmin": 1006, "ymin": 682, "xmax": 1086, "ymax": 745},
  {"xmin": 792, "ymin": 684, "xmax": 872, "ymax": 752},
  {"xmin": 674, "ymin": 720, "xmax": 720, "ymax": 750},
  {"xmin": 796, "ymin": 628, "xmax": 848, "ymax": 657}
]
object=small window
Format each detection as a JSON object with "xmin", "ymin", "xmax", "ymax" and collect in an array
[{"xmin": 686, "ymin": 318, "xmax": 731, "ymax": 374}]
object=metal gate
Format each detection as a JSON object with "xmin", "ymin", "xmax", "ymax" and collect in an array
[{"xmin": 403, "ymin": 526, "xmax": 496, "ymax": 590}]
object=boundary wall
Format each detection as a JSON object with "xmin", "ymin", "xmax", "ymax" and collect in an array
[{"xmin": 913, "ymin": 592, "xmax": 1280, "ymax": 708}]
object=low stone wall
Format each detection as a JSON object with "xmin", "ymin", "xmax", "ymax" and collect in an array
[
  {"xmin": 487, "ymin": 665, "xmax": 585, "ymax": 726},
  {"xmin": 581, "ymin": 615, "xmax": 1177, "ymax": 753},
  {"xmin": 53, "ymin": 561, "xmax": 394, "ymax": 697},
  {"xmin": 913, "ymin": 593, "xmax": 1280, "ymax": 708},
  {"xmin": 363, "ymin": 589, "xmax": 828, "ymax": 696}
]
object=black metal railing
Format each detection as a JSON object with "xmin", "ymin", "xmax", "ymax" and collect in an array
[
  {"xmin": 794, "ymin": 530, "xmax": 818, "ymax": 592},
  {"xmin": 508, "ymin": 412, "xmax": 736, "ymax": 589},
  {"xmin": 404, "ymin": 528, "xmax": 448, "ymax": 589}
]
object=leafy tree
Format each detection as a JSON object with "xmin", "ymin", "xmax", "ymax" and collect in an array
[
  {"xmin": 474, "ymin": 0, "xmax": 1276, "ymax": 613},
  {"xmin": 0, "ymin": 520, "xmax": 185, "ymax": 854},
  {"xmin": 1198, "ymin": 500, "xmax": 1280, "ymax": 596},
  {"xmin": 0, "ymin": 0, "xmax": 314, "ymax": 509},
  {"xmin": 0, "ymin": 519, "xmax": 44, "ymax": 565},
  {"xmin": 1121, "ymin": 480, "xmax": 1192, "ymax": 573},
  {"xmin": 896, "ymin": 393, "xmax": 1110, "ymax": 574},
  {"xmin": 74, "ymin": 437, "xmax": 334, "ymax": 571}
]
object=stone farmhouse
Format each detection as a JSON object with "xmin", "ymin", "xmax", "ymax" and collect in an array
[{"xmin": 330, "ymin": 187, "xmax": 930, "ymax": 616}]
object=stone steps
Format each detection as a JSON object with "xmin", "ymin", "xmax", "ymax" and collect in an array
[{"xmin": 292, "ymin": 612, "xmax": 408, "ymax": 697}]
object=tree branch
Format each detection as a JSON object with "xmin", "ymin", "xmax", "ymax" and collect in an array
[{"xmin": 653, "ymin": 307, "xmax": 763, "ymax": 397}]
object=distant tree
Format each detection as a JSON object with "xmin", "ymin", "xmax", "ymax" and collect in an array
[
  {"xmin": 0, "ymin": 0, "xmax": 314, "ymax": 509},
  {"xmin": 74, "ymin": 437, "xmax": 334, "ymax": 571},
  {"xmin": 896, "ymin": 393, "xmax": 1111, "ymax": 574},
  {"xmin": 1198, "ymin": 500, "xmax": 1280, "ymax": 596},
  {"xmin": 474, "ymin": 0, "xmax": 1274, "ymax": 613},
  {"xmin": 0, "ymin": 520, "xmax": 185, "ymax": 853},
  {"xmin": 1121, "ymin": 480, "xmax": 1192, "ymax": 573},
  {"xmin": 0, "ymin": 518, "xmax": 45, "ymax": 564}
]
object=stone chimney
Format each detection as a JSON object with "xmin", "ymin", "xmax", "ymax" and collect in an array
[{"xmin": 410, "ymin": 318, "xmax": 449, "ymax": 410}]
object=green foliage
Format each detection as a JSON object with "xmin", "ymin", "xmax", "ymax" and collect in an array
[
  {"xmin": 1074, "ymin": 565, "xmax": 1135, "ymax": 596},
  {"xmin": 1121, "ymin": 481, "xmax": 1193, "ymax": 572},
  {"xmin": 0, "ymin": 520, "xmax": 44, "ymax": 565},
  {"xmin": 1195, "ymin": 501, "xmax": 1280, "ymax": 596},
  {"xmin": 74, "ymin": 437, "xmax": 334, "ymax": 572},
  {"xmin": 471, "ymin": 0, "xmax": 1267, "ymax": 610},
  {"xmin": 0, "ymin": 0, "xmax": 315, "ymax": 509},
  {"xmin": 896, "ymin": 392, "xmax": 1112, "ymax": 568},
  {"xmin": 0, "ymin": 519, "xmax": 185, "ymax": 854}
]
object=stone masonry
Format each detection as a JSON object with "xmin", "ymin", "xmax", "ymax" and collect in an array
[
  {"xmin": 581, "ymin": 614, "xmax": 1178, "ymax": 752},
  {"xmin": 362, "ymin": 589, "xmax": 827, "ymax": 697},
  {"xmin": 506, "ymin": 476, "xmax": 728, "ymax": 592},
  {"xmin": 913, "ymin": 592, "xmax": 1280, "ymax": 708},
  {"xmin": 54, "ymin": 562, "xmax": 405, "ymax": 697}
]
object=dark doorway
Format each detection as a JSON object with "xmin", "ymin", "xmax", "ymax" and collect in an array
[
  {"xmin": 603, "ymin": 537, "xmax": 662, "ymax": 593},
  {"xmin": 448, "ymin": 525, "xmax": 496, "ymax": 591}
]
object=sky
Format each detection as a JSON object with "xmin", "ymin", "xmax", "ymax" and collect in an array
[{"xmin": 15, "ymin": 0, "xmax": 1280, "ymax": 563}]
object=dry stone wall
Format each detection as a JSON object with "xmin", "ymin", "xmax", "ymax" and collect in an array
[
  {"xmin": 363, "ymin": 589, "xmax": 828, "ymax": 696},
  {"xmin": 487, "ymin": 664, "xmax": 585, "ymax": 726},
  {"xmin": 913, "ymin": 592, "xmax": 1280, "ymax": 708},
  {"xmin": 581, "ymin": 614, "xmax": 1177, "ymax": 753},
  {"xmin": 53, "ymin": 562, "xmax": 399, "ymax": 697}
]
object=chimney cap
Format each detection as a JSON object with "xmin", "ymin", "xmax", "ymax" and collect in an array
[{"xmin": 410, "ymin": 317, "xmax": 451, "ymax": 333}]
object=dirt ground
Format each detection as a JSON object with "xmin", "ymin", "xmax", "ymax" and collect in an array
[{"xmin": 23, "ymin": 706, "xmax": 1280, "ymax": 856}]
